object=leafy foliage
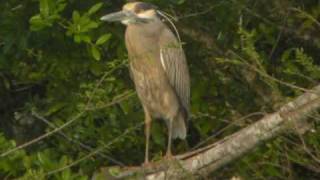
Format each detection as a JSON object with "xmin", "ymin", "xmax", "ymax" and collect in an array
[{"xmin": 1, "ymin": 0, "xmax": 320, "ymax": 179}]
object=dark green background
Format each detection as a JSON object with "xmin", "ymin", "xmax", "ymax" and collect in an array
[{"xmin": 1, "ymin": 0, "xmax": 320, "ymax": 179}]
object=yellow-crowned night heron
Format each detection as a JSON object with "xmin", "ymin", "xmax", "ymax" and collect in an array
[{"xmin": 101, "ymin": 1, "xmax": 190, "ymax": 164}]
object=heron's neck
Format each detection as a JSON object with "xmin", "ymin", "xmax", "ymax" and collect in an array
[{"xmin": 125, "ymin": 21, "xmax": 164, "ymax": 62}]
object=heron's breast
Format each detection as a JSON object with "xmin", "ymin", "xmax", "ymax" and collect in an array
[
  {"xmin": 125, "ymin": 26, "xmax": 180, "ymax": 119},
  {"xmin": 130, "ymin": 63, "xmax": 179, "ymax": 119}
]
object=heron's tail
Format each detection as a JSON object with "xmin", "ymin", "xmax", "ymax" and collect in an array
[{"xmin": 172, "ymin": 110, "xmax": 187, "ymax": 139}]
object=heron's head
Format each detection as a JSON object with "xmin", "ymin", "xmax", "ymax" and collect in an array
[{"xmin": 100, "ymin": 2, "xmax": 158, "ymax": 25}]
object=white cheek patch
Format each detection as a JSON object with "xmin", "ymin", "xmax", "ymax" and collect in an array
[
  {"xmin": 137, "ymin": 14, "xmax": 152, "ymax": 19},
  {"xmin": 137, "ymin": 10, "xmax": 156, "ymax": 19}
]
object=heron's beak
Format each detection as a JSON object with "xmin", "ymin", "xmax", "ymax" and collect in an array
[{"xmin": 100, "ymin": 11, "xmax": 131, "ymax": 22}]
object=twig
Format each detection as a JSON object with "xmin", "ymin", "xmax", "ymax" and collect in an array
[
  {"xmin": 46, "ymin": 122, "xmax": 144, "ymax": 176},
  {"xmin": 0, "ymin": 112, "xmax": 84, "ymax": 157},
  {"xmin": 0, "ymin": 62, "xmax": 126, "ymax": 157},
  {"xmin": 268, "ymin": 12, "xmax": 288, "ymax": 59},
  {"xmin": 11, "ymin": 4, "xmax": 23, "ymax": 11},
  {"xmin": 191, "ymin": 111, "xmax": 265, "ymax": 150},
  {"xmin": 32, "ymin": 111, "xmax": 125, "ymax": 167},
  {"xmin": 290, "ymin": 8, "xmax": 320, "ymax": 28},
  {"xmin": 226, "ymin": 50, "xmax": 318, "ymax": 94},
  {"xmin": 177, "ymin": 1, "xmax": 228, "ymax": 19},
  {"xmin": 85, "ymin": 91, "xmax": 135, "ymax": 111},
  {"xmin": 299, "ymin": 134, "xmax": 320, "ymax": 164}
]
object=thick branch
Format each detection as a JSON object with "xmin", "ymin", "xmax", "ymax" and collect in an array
[{"xmin": 94, "ymin": 85, "xmax": 320, "ymax": 180}]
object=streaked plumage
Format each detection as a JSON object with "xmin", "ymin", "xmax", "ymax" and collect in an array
[{"xmin": 101, "ymin": 1, "xmax": 190, "ymax": 164}]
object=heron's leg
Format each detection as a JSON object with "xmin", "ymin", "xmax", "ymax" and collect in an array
[
  {"xmin": 165, "ymin": 119, "xmax": 173, "ymax": 158},
  {"xmin": 144, "ymin": 109, "xmax": 152, "ymax": 165}
]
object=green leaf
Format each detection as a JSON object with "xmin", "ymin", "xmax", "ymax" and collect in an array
[
  {"xmin": 96, "ymin": 34, "xmax": 111, "ymax": 45},
  {"xmin": 84, "ymin": 21, "xmax": 99, "ymax": 30},
  {"xmin": 37, "ymin": 151, "xmax": 51, "ymax": 168},
  {"xmin": 88, "ymin": 2, "xmax": 103, "ymax": 15},
  {"xmin": 74, "ymin": 34, "xmax": 81, "ymax": 43},
  {"xmin": 29, "ymin": 15, "xmax": 47, "ymax": 31},
  {"xmin": 81, "ymin": 35, "xmax": 92, "ymax": 43},
  {"xmin": 89, "ymin": 63, "xmax": 104, "ymax": 76},
  {"xmin": 91, "ymin": 46, "xmax": 101, "ymax": 61},
  {"xmin": 72, "ymin": 10, "xmax": 80, "ymax": 22},
  {"xmin": 61, "ymin": 169, "xmax": 71, "ymax": 180},
  {"xmin": 56, "ymin": 1, "xmax": 67, "ymax": 13},
  {"xmin": 151, "ymin": 122, "xmax": 165, "ymax": 146},
  {"xmin": 177, "ymin": 0, "xmax": 186, "ymax": 4},
  {"xmin": 39, "ymin": 0, "xmax": 50, "ymax": 16}
]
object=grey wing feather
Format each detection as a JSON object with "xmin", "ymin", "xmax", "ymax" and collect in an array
[{"xmin": 159, "ymin": 28, "xmax": 190, "ymax": 115}]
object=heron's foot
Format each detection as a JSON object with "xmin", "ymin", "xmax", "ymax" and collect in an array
[
  {"xmin": 164, "ymin": 151, "xmax": 174, "ymax": 160},
  {"xmin": 142, "ymin": 160, "xmax": 151, "ymax": 167},
  {"xmin": 142, "ymin": 161, "xmax": 156, "ymax": 169}
]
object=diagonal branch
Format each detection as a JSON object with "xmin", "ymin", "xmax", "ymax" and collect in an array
[{"xmin": 94, "ymin": 84, "xmax": 320, "ymax": 179}]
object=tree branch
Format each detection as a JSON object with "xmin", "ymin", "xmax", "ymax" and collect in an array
[{"xmin": 93, "ymin": 85, "xmax": 320, "ymax": 180}]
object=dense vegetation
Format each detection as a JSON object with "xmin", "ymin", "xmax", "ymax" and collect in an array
[{"xmin": 1, "ymin": 0, "xmax": 320, "ymax": 179}]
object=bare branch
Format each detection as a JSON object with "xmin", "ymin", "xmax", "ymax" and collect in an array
[
  {"xmin": 94, "ymin": 84, "xmax": 320, "ymax": 179},
  {"xmin": 32, "ymin": 111, "xmax": 125, "ymax": 167}
]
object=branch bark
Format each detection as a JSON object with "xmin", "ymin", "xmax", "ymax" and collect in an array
[{"xmin": 93, "ymin": 85, "xmax": 320, "ymax": 180}]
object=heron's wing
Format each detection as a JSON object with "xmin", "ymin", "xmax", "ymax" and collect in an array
[{"xmin": 159, "ymin": 28, "xmax": 190, "ymax": 114}]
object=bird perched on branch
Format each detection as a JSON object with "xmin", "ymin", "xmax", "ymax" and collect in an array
[{"xmin": 101, "ymin": 1, "xmax": 190, "ymax": 165}]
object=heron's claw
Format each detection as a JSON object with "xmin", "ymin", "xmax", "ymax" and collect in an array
[
  {"xmin": 164, "ymin": 151, "xmax": 174, "ymax": 160},
  {"xmin": 142, "ymin": 160, "xmax": 155, "ymax": 169},
  {"xmin": 142, "ymin": 160, "xmax": 150, "ymax": 167}
]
